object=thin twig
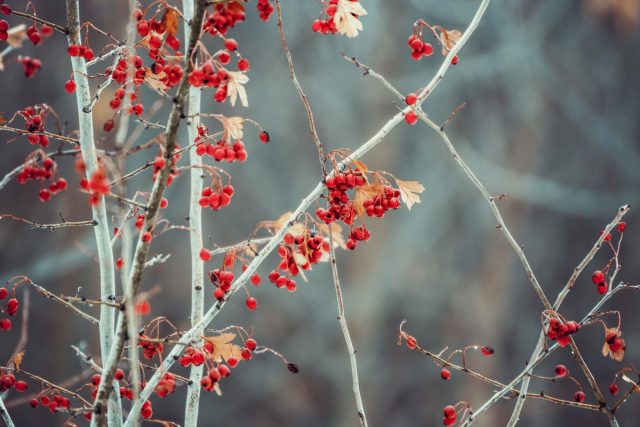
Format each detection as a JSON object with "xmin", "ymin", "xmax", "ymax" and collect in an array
[
  {"xmin": 0, "ymin": 214, "xmax": 96, "ymax": 230},
  {"xmin": 328, "ymin": 228, "xmax": 368, "ymax": 427}
]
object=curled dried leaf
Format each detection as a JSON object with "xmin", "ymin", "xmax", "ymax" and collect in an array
[
  {"xmin": 160, "ymin": 8, "xmax": 180, "ymax": 36},
  {"xmin": 7, "ymin": 25, "xmax": 27, "ymax": 49},
  {"xmin": 13, "ymin": 350, "xmax": 25, "ymax": 370},
  {"xmin": 221, "ymin": 116, "xmax": 245, "ymax": 140},
  {"xmin": 396, "ymin": 179, "xmax": 425, "ymax": 210},
  {"xmin": 437, "ymin": 28, "xmax": 462, "ymax": 56},
  {"xmin": 353, "ymin": 183, "xmax": 386, "ymax": 216},
  {"xmin": 227, "ymin": 71, "xmax": 249, "ymax": 107},
  {"xmin": 203, "ymin": 333, "xmax": 243, "ymax": 363},
  {"xmin": 333, "ymin": 0, "xmax": 368, "ymax": 38}
]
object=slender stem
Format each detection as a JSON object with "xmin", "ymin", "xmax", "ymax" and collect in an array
[
  {"xmin": 11, "ymin": 10, "xmax": 68, "ymax": 34},
  {"xmin": 274, "ymin": 0, "xmax": 325, "ymax": 175},
  {"xmin": 328, "ymin": 228, "xmax": 368, "ymax": 426},
  {"xmin": 0, "ymin": 393, "xmax": 15, "ymax": 427},
  {"xmin": 183, "ymin": 0, "xmax": 205, "ymax": 425},
  {"xmin": 65, "ymin": 1, "xmax": 122, "ymax": 424}
]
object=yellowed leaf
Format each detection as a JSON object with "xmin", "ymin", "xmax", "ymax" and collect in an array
[
  {"xmin": 204, "ymin": 333, "xmax": 243, "ymax": 363},
  {"xmin": 13, "ymin": 350, "xmax": 25, "ymax": 370},
  {"xmin": 351, "ymin": 159, "xmax": 368, "ymax": 173},
  {"xmin": 7, "ymin": 24, "xmax": 27, "ymax": 49},
  {"xmin": 396, "ymin": 179, "xmax": 425, "ymax": 210},
  {"xmin": 221, "ymin": 116, "xmax": 244, "ymax": 140},
  {"xmin": 144, "ymin": 68, "xmax": 168, "ymax": 92},
  {"xmin": 227, "ymin": 71, "xmax": 249, "ymax": 107},
  {"xmin": 333, "ymin": 0, "xmax": 367, "ymax": 38},
  {"xmin": 160, "ymin": 8, "xmax": 180, "ymax": 36},
  {"xmin": 352, "ymin": 183, "xmax": 385, "ymax": 216},
  {"xmin": 437, "ymin": 28, "xmax": 462, "ymax": 56}
]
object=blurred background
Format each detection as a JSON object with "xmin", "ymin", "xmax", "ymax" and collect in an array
[{"xmin": 1, "ymin": 0, "xmax": 640, "ymax": 426}]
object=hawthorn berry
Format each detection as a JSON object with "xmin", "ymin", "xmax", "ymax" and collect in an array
[
  {"xmin": 14, "ymin": 380, "xmax": 28, "ymax": 392},
  {"xmin": 592, "ymin": 270, "xmax": 605, "ymax": 284},
  {"xmin": 200, "ymin": 248, "xmax": 212, "ymax": 262},
  {"xmin": 618, "ymin": 221, "xmax": 626, "ymax": 232},
  {"xmin": 554, "ymin": 364, "xmax": 567, "ymax": 377},
  {"xmin": 115, "ymin": 369, "xmax": 125, "ymax": 381},
  {"xmin": 29, "ymin": 399, "xmax": 39, "ymax": 408},
  {"xmin": 405, "ymin": 111, "xmax": 418, "ymax": 125},
  {"xmin": 0, "ymin": 318, "xmax": 11, "ymax": 331},
  {"xmin": 240, "ymin": 348, "xmax": 252, "ymax": 360},
  {"xmin": 0, "ymin": 287, "xmax": 7, "ymax": 299},
  {"xmin": 250, "ymin": 273, "xmax": 261, "ymax": 286},
  {"xmin": 405, "ymin": 93, "xmax": 418, "ymax": 105},
  {"xmin": 481, "ymin": 346, "xmax": 494, "ymax": 356},
  {"xmin": 246, "ymin": 297, "xmax": 258, "ymax": 310},
  {"xmin": 245, "ymin": 338, "xmax": 257, "ymax": 351},
  {"xmin": 141, "ymin": 232, "xmax": 152, "ymax": 243},
  {"xmin": 227, "ymin": 357, "xmax": 239, "ymax": 368},
  {"xmin": 442, "ymin": 405, "xmax": 457, "ymax": 425},
  {"xmin": 7, "ymin": 298, "xmax": 18, "ymax": 316},
  {"xmin": 440, "ymin": 368, "xmax": 451, "ymax": 380},
  {"xmin": 574, "ymin": 391, "xmax": 585, "ymax": 403}
]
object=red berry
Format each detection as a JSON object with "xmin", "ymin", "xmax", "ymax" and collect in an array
[
  {"xmin": 405, "ymin": 93, "xmax": 418, "ymax": 105},
  {"xmin": 404, "ymin": 111, "xmax": 418, "ymax": 125},
  {"xmin": 250, "ymin": 273, "xmax": 261, "ymax": 286},
  {"xmin": 224, "ymin": 38, "xmax": 238, "ymax": 51},
  {"xmin": 240, "ymin": 348, "xmax": 252, "ymax": 360},
  {"xmin": 141, "ymin": 232, "xmax": 152, "ymax": 242},
  {"xmin": 64, "ymin": 79, "xmax": 76, "ymax": 93},
  {"xmin": 15, "ymin": 380, "xmax": 27, "ymax": 392},
  {"xmin": 592, "ymin": 270, "xmax": 605, "ymax": 284},
  {"xmin": 443, "ymin": 405, "xmax": 456, "ymax": 420},
  {"xmin": 91, "ymin": 373, "xmax": 101, "ymax": 386},
  {"xmin": 246, "ymin": 297, "xmax": 258, "ymax": 311},
  {"xmin": 238, "ymin": 58, "xmax": 250, "ymax": 71},
  {"xmin": 574, "ymin": 391, "xmax": 585, "ymax": 403},
  {"xmin": 115, "ymin": 369, "xmax": 125, "ymax": 381},
  {"xmin": 609, "ymin": 383, "xmax": 619, "ymax": 395},
  {"xmin": 481, "ymin": 346, "xmax": 494, "ymax": 356},
  {"xmin": 199, "ymin": 248, "xmax": 211, "ymax": 262},
  {"xmin": 618, "ymin": 221, "xmax": 627, "ymax": 232},
  {"xmin": 0, "ymin": 287, "xmax": 7, "ymax": 299},
  {"xmin": 406, "ymin": 337, "xmax": 417, "ymax": 349},
  {"xmin": 29, "ymin": 399, "xmax": 39, "ymax": 408},
  {"xmin": 554, "ymin": 364, "xmax": 567, "ymax": 377},
  {"xmin": 0, "ymin": 318, "xmax": 11, "ymax": 331},
  {"xmin": 259, "ymin": 131, "xmax": 270, "ymax": 144},
  {"xmin": 440, "ymin": 368, "xmax": 451, "ymax": 380},
  {"xmin": 245, "ymin": 338, "xmax": 257, "ymax": 351},
  {"xmin": 422, "ymin": 43, "xmax": 434, "ymax": 56},
  {"xmin": 227, "ymin": 357, "xmax": 238, "ymax": 368}
]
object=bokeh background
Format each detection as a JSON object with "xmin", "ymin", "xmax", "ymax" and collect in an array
[{"xmin": 1, "ymin": 0, "xmax": 640, "ymax": 426}]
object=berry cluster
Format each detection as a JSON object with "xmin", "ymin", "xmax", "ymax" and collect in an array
[
  {"xmin": 198, "ymin": 184, "xmax": 235, "ymax": 211},
  {"xmin": 203, "ymin": 2, "xmax": 247, "ymax": 35},
  {"xmin": 442, "ymin": 405, "xmax": 457, "ymax": 426},
  {"xmin": 29, "ymin": 393, "xmax": 71, "ymax": 414},
  {"xmin": 20, "ymin": 106, "xmax": 49, "ymax": 146},
  {"xmin": 546, "ymin": 318, "xmax": 580, "ymax": 348},
  {"xmin": 346, "ymin": 225, "xmax": 370, "ymax": 250},
  {"xmin": 67, "ymin": 44, "xmax": 95, "ymax": 61},
  {"xmin": 79, "ymin": 167, "xmax": 111, "ymax": 205},
  {"xmin": 407, "ymin": 34, "xmax": 434, "ymax": 60},
  {"xmin": 210, "ymin": 268, "xmax": 235, "ymax": 301},
  {"xmin": 196, "ymin": 139, "xmax": 248, "ymax": 162},
  {"xmin": 0, "ymin": 19, "xmax": 8, "ymax": 40},
  {"xmin": 256, "ymin": 0, "xmax": 274, "ymax": 21},
  {"xmin": 139, "ymin": 337, "xmax": 164, "ymax": 360},
  {"xmin": 0, "ymin": 372, "xmax": 27, "ymax": 392},
  {"xmin": 591, "ymin": 269, "xmax": 608, "ymax": 295},
  {"xmin": 153, "ymin": 372, "xmax": 177, "ymax": 398},
  {"xmin": 362, "ymin": 185, "xmax": 401, "ymax": 217},
  {"xmin": 316, "ymin": 170, "xmax": 366, "ymax": 225},
  {"xmin": 604, "ymin": 329, "xmax": 626, "ymax": 360},
  {"xmin": 17, "ymin": 156, "xmax": 68, "ymax": 202}
]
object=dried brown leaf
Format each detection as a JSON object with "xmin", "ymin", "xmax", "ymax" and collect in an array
[
  {"xmin": 333, "ymin": 0, "xmax": 368, "ymax": 38},
  {"xmin": 437, "ymin": 28, "xmax": 462, "ymax": 56},
  {"xmin": 396, "ymin": 179, "xmax": 425, "ymax": 210},
  {"xmin": 352, "ymin": 183, "xmax": 385, "ymax": 216},
  {"xmin": 204, "ymin": 333, "xmax": 243, "ymax": 363},
  {"xmin": 160, "ymin": 8, "xmax": 180, "ymax": 36},
  {"xmin": 7, "ymin": 25, "xmax": 27, "ymax": 49},
  {"xmin": 221, "ymin": 116, "xmax": 244, "ymax": 140},
  {"xmin": 13, "ymin": 350, "xmax": 25, "ymax": 370}
]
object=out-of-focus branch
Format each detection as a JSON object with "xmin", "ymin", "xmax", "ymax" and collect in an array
[
  {"xmin": 0, "ymin": 214, "xmax": 96, "ymax": 230},
  {"xmin": 65, "ymin": 0, "xmax": 122, "ymax": 424},
  {"xmin": 328, "ymin": 228, "xmax": 368, "ymax": 426}
]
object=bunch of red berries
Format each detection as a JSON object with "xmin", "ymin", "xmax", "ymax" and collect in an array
[
  {"xmin": 109, "ymin": 55, "xmax": 146, "ymax": 87},
  {"xmin": 316, "ymin": 170, "xmax": 366, "ymax": 225},
  {"xmin": 67, "ymin": 44, "xmax": 95, "ymax": 61},
  {"xmin": 256, "ymin": 0, "xmax": 274, "ymax": 21},
  {"xmin": 210, "ymin": 268, "xmax": 235, "ymax": 301},
  {"xmin": 442, "ymin": 405, "xmax": 457, "ymax": 426},
  {"xmin": 203, "ymin": 2, "xmax": 247, "ymax": 35},
  {"xmin": 188, "ymin": 63, "xmax": 228, "ymax": 89},
  {"xmin": 200, "ymin": 363, "xmax": 232, "ymax": 391},
  {"xmin": 196, "ymin": 139, "xmax": 248, "ymax": 162},
  {"xmin": 546, "ymin": 318, "xmax": 580, "ymax": 348},
  {"xmin": 0, "ymin": 372, "xmax": 26, "ymax": 392},
  {"xmin": 407, "ymin": 34, "xmax": 434, "ymax": 60},
  {"xmin": 362, "ymin": 185, "xmax": 401, "ymax": 217},
  {"xmin": 29, "ymin": 393, "xmax": 71, "ymax": 414},
  {"xmin": 198, "ymin": 185, "xmax": 235, "ymax": 211},
  {"xmin": 139, "ymin": 338, "xmax": 164, "ymax": 360},
  {"xmin": 153, "ymin": 372, "xmax": 177, "ymax": 398},
  {"xmin": 17, "ymin": 157, "xmax": 68, "ymax": 202},
  {"xmin": 79, "ymin": 168, "xmax": 111, "ymax": 206},
  {"xmin": 591, "ymin": 270, "xmax": 608, "ymax": 295},
  {"xmin": 346, "ymin": 225, "xmax": 370, "ymax": 250},
  {"xmin": 179, "ymin": 346, "xmax": 206, "ymax": 367},
  {"xmin": 605, "ymin": 329, "xmax": 626, "ymax": 357}
]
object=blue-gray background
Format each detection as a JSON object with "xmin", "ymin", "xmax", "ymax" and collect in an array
[{"xmin": 1, "ymin": 1, "xmax": 639, "ymax": 426}]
